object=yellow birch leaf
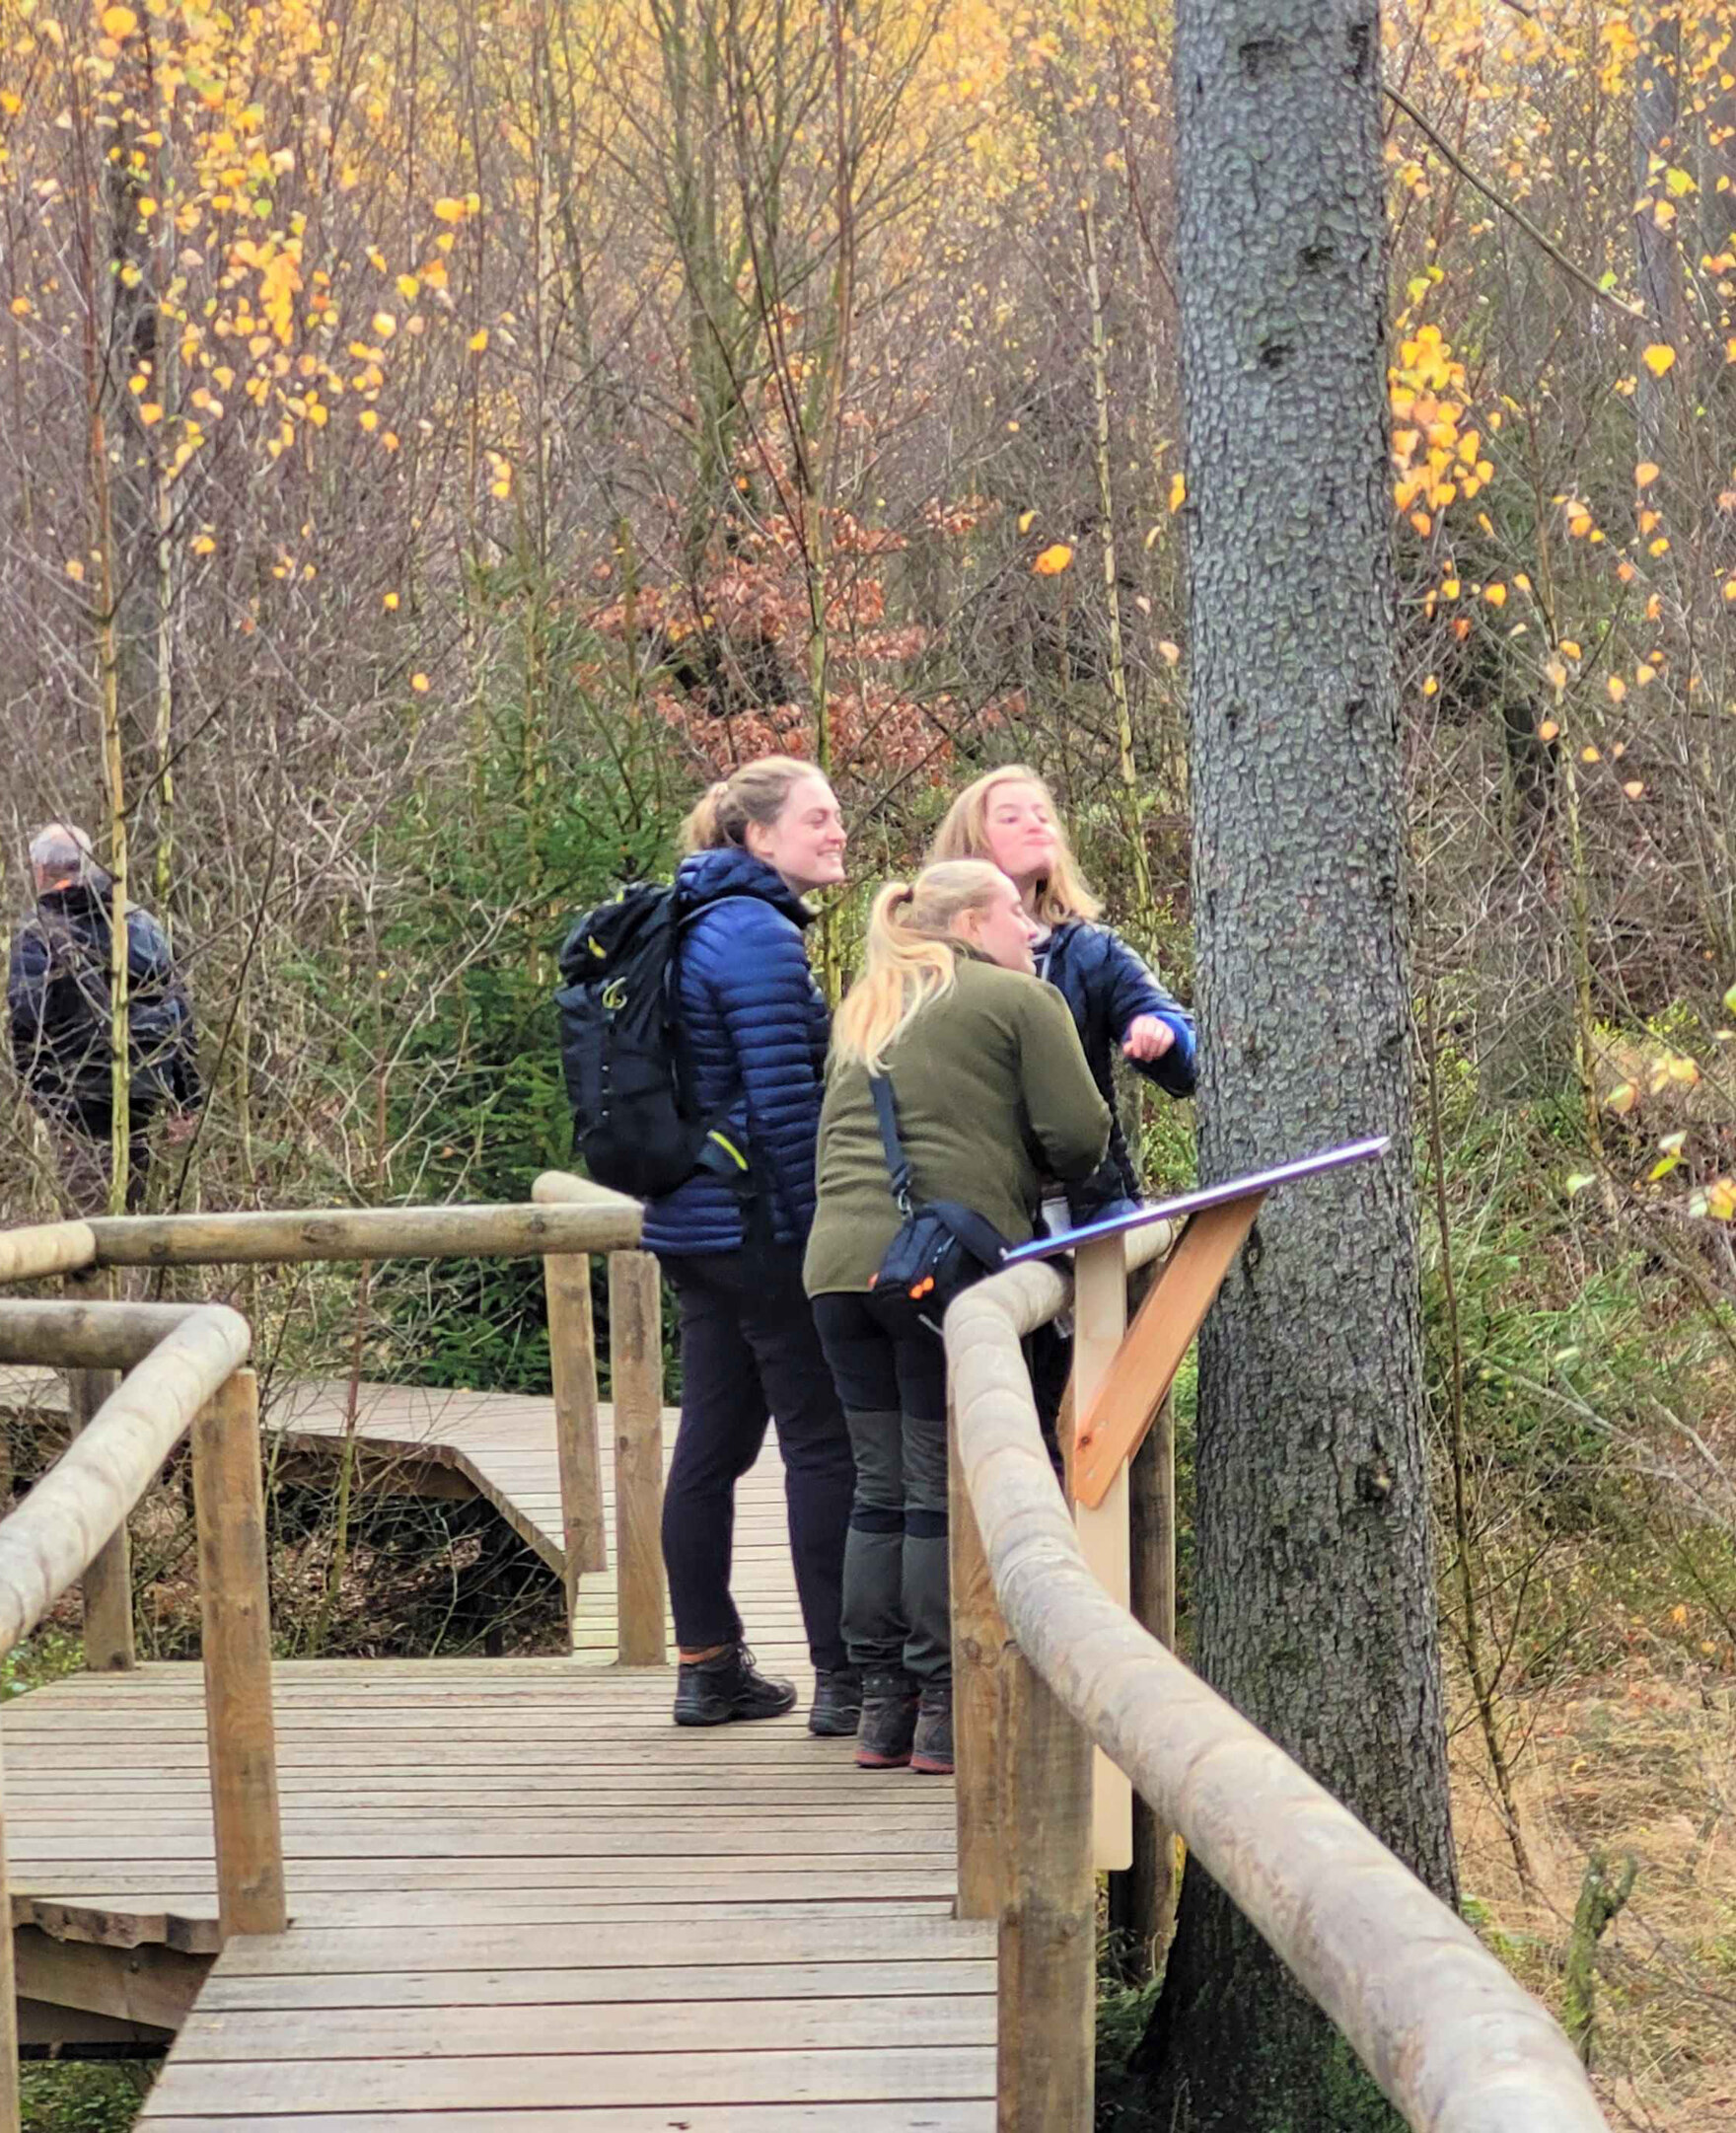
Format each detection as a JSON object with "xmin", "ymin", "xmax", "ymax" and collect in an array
[
  {"xmin": 1539, "ymin": 718, "xmax": 1561, "ymax": 740},
  {"xmin": 100, "ymin": 7, "xmax": 138, "ymax": 38},
  {"xmin": 1157, "ymin": 640, "xmax": 1181, "ymax": 665},
  {"xmin": 1623, "ymin": 779, "xmax": 1645, "ymax": 797},
  {"xmin": 1017, "ymin": 510, "xmax": 1037, "ymax": 534},
  {"xmin": 409, "ymin": 673, "xmax": 430, "ymax": 694},
  {"xmin": 1484, "ymin": 582, "xmax": 1507, "ymax": 606},
  {"xmin": 1608, "ymin": 675, "xmax": 1628, "ymax": 701},
  {"xmin": 1032, "ymin": 543, "xmax": 1074, "ymax": 576},
  {"xmin": 1581, "ymin": 744, "xmax": 1601, "ymax": 763},
  {"xmin": 1635, "ymin": 460, "xmax": 1660, "ymax": 486},
  {"xmin": 1168, "ymin": 472, "xmax": 1185, "ymax": 512},
  {"xmin": 1544, "ymin": 660, "xmax": 1567, "ymax": 690},
  {"xmin": 1642, "ymin": 342, "xmax": 1678, "ymax": 376},
  {"xmin": 469, "ymin": 330, "xmax": 488, "ymax": 353}
]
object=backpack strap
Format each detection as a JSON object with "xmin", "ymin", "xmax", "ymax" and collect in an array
[{"xmin": 869, "ymin": 1073, "xmax": 915, "ymax": 1216}]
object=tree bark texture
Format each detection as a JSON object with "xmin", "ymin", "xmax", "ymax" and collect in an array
[{"xmin": 1145, "ymin": 7, "xmax": 1457, "ymax": 2127}]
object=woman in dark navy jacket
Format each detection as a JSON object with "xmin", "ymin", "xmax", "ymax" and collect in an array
[
  {"xmin": 931, "ymin": 763, "xmax": 1195, "ymax": 1221},
  {"xmin": 641, "ymin": 756, "xmax": 859, "ymax": 1736}
]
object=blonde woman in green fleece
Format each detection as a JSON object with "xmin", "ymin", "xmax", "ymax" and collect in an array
[{"xmin": 804, "ymin": 859, "xmax": 1110, "ymax": 1775}]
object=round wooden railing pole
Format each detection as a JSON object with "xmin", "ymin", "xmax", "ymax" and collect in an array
[
  {"xmin": 949, "ymin": 1394, "xmax": 1007, "ymax": 1921},
  {"xmin": 0, "ymin": 1298, "xmax": 201, "ymax": 1366},
  {"xmin": 0, "ymin": 1307, "xmax": 251, "ymax": 1660},
  {"xmin": 609, "ymin": 1251, "xmax": 666, "ymax": 1666},
  {"xmin": 998, "ymin": 1643, "xmax": 1095, "ymax": 2131},
  {"xmin": 544, "ymin": 1253, "xmax": 607, "ymax": 1618},
  {"xmin": 85, "ymin": 1200, "xmax": 642, "ymax": 1266},
  {"xmin": 0, "ymin": 1728, "xmax": 20, "ymax": 2133},
  {"xmin": 946, "ymin": 1255, "xmax": 1610, "ymax": 2133},
  {"xmin": 64, "ymin": 1268, "xmax": 135, "ymax": 1672},
  {"xmin": 191, "ymin": 1366, "xmax": 287, "ymax": 1939},
  {"xmin": 0, "ymin": 1219, "xmax": 97, "ymax": 1285}
]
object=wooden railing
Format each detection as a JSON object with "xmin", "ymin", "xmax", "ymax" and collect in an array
[
  {"xmin": 0, "ymin": 1185, "xmax": 656, "ymax": 2133},
  {"xmin": 535, "ymin": 1172, "xmax": 667, "ymax": 1664},
  {"xmin": 0, "ymin": 1242, "xmax": 279, "ymax": 2133},
  {"xmin": 944, "ymin": 1231, "xmax": 1611, "ymax": 2133}
]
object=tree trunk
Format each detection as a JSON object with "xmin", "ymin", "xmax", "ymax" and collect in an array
[{"xmin": 1139, "ymin": 7, "xmax": 1457, "ymax": 2128}]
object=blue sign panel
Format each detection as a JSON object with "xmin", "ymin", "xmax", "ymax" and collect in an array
[{"xmin": 1001, "ymin": 1135, "xmax": 1392, "ymax": 1266}]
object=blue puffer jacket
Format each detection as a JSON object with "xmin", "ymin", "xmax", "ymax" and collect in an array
[
  {"xmin": 639, "ymin": 848, "xmax": 830, "ymax": 1258},
  {"xmin": 1038, "ymin": 920, "xmax": 1196, "ymax": 1213}
]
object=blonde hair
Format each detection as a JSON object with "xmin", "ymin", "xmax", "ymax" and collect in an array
[
  {"xmin": 682, "ymin": 755, "xmax": 818, "ymax": 855},
  {"xmin": 929, "ymin": 765, "xmax": 1102, "ymax": 926},
  {"xmin": 832, "ymin": 860, "xmax": 1010, "ymax": 1072}
]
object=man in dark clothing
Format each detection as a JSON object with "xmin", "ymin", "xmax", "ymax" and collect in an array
[{"xmin": 8, "ymin": 824, "xmax": 201, "ymax": 1216}]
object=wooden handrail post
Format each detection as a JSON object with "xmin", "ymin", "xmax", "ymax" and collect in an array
[
  {"xmin": 191, "ymin": 1367, "xmax": 287, "ymax": 1939},
  {"xmin": 609, "ymin": 1251, "xmax": 666, "ymax": 1667},
  {"xmin": 0, "ymin": 1728, "xmax": 20, "ymax": 2133},
  {"xmin": 65, "ymin": 1267, "xmax": 134, "ymax": 1671},
  {"xmin": 1109, "ymin": 1400, "xmax": 1180, "ymax": 1974},
  {"xmin": 544, "ymin": 1253, "xmax": 607, "ymax": 1630},
  {"xmin": 949, "ymin": 1395, "xmax": 1007, "ymax": 1920},
  {"xmin": 1072, "ymin": 1235, "xmax": 1130, "ymax": 1871},
  {"xmin": 998, "ymin": 1644, "xmax": 1095, "ymax": 2130}
]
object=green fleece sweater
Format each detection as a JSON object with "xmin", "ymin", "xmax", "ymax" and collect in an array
[{"xmin": 802, "ymin": 953, "xmax": 1113, "ymax": 1297}]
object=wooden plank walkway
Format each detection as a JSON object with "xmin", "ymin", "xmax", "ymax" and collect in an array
[
  {"xmin": 270, "ymin": 1378, "xmax": 813, "ymax": 1666},
  {"xmin": 2, "ymin": 1378, "xmax": 993, "ymax": 2126}
]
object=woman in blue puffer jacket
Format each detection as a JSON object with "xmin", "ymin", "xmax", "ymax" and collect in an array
[
  {"xmin": 932, "ymin": 764, "xmax": 1195, "ymax": 1222},
  {"xmin": 641, "ymin": 755, "xmax": 859, "ymax": 1738}
]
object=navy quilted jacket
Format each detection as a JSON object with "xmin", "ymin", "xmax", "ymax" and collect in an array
[
  {"xmin": 639, "ymin": 848, "xmax": 830, "ymax": 1257},
  {"xmin": 1038, "ymin": 920, "xmax": 1196, "ymax": 1213}
]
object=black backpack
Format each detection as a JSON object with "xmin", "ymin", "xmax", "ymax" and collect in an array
[{"xmin": 554, "ymin": 884, "xmax": 747, "ymax": 1200}]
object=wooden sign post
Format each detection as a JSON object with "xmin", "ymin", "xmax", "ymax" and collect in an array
[{"xmin": 1072, "ymin": 1235, "xmax": 1131, "ymax": 1872}]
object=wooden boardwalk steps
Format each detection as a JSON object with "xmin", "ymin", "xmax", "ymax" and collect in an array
[{"xmin": 2, "ymin": 1379, "xmax": 991, "ymax": 2127}]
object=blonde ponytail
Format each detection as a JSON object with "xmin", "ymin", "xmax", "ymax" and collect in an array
[
  {"xmin": 929, "ymin": 764, "xmax": 1103, "ymax": 925},
  {"xmin": 832, "ymin": 861, "xmax": 1009, "ymax": 1071},
  {"xmin": 681, "ymin": 754, "xmax": 816, "ymax": 854}
]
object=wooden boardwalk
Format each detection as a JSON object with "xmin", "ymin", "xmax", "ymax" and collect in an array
[
  {"xmin": 2, "ymin": 1379, "xmax": 994, "ymax": 2127},
  {"xmin": 270, "ymin": 1378, "xmax": 814, "ymax": 1667}
]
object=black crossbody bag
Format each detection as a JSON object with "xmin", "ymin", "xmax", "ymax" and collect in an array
[{"xmin": 865, "ymin": 1072, "xmax": 1013, "ymax": 1334}]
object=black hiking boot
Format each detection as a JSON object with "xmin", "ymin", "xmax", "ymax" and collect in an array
[
  {"xmin": 855, "ymin": 1671, "xmax": 920, "ymax": 1768},
  {"xmin": 673, "ymin": 1645, "xmax": 798, "ymax": 1727},
  {"xmin": 808, "ymin": 1667, "xmax": 864, "ymax": 1738},
  {"xmin": 909, "ymin": 1684, "xmax": 954, "ymax": 1775}
]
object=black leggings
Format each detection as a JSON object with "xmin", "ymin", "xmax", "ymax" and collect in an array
[
  {"xmin": 812, "ymin": 1291, "xmax": 951, "ymax": 1686},
  {"xmin": 658, "ymin": 1250, "xmax": 854, "ymax": 1672}
]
